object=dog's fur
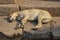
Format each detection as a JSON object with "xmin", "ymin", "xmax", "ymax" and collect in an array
[{"xmin": 8, "ymin": 9, "xmax": 52, "ymax": 29}]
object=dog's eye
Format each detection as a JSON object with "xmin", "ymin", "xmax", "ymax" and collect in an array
[
  {"xmin": 9, "ymin": 16, "xmax": 11, "ymax": 17},
  {"xmin": 43, "ymin": 19, "xmax": 46, "ymax": 20},
  {"xmin": 9, "ymin": 16, "xmax": 11, "ymax": 18}
]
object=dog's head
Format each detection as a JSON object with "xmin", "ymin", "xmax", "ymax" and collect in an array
[
  {"xmin": 7, "ymin": 16, "xmax": 14, "ymax": 23},
  {"xmin": 7, "ymin": 12, "xmax": 14, "ymax": 23},
  {"xmin": 7, "ymin": 11, "xmax": 24, "ymax": 23}
]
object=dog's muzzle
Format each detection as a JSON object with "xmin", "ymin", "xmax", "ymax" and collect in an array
[{"xmin": 7, "ymin": 17, "xmax": 14, "ymax": 23}]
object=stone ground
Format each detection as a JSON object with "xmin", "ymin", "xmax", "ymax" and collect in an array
[{"xmin": 0, "ymin": 16, "xmax": 60, "ymax": 39}]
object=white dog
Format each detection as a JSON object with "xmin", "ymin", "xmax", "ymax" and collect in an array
[{"xmin": 8, "ymin": 9, "xmax": 52, "ymax": 29}]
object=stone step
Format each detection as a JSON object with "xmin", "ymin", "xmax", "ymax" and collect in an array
[
  {"xmin": 0, "ymin": 0, "xmax": 16, "ymax": 4},
  {"xmin": 17, "ymin": 1, "xmax": 60, "ymax": 16},
  {"xmin": 0, "ymin": 4, "xmax": 19, "ymax": 16}
]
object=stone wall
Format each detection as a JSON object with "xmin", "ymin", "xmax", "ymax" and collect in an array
[{"xmin": 0, "ymin": 0, "xmax": 60, "ymax": 16}]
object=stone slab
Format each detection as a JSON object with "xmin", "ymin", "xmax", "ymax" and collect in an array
[
  {"xmin": 0, "ymin": 16, "xmax": 22, "ymax": 37},
  {"xmin": 0, "ymin": 16, "xmax": 60, "ymax": 38}
]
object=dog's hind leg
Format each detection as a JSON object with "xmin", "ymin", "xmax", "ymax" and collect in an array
[{"xmin": 35, "ymin": 15, "xmax": 43, "ymax": 29}]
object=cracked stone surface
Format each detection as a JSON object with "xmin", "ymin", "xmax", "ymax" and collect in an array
[{"xmin": 0, "ymin": 16, "xmax": 60, "ymax": 38}]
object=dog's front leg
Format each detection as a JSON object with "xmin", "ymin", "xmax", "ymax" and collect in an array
[{"xmin": 22, "ymin": 15, "xmax": 29, "ymax": 25}]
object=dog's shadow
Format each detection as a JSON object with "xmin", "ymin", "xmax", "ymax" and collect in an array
[{"xmin": 15, "ymin": 20, "xmax": 40, "ymax": 31}]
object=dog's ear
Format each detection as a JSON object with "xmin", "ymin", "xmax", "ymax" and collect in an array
[{"xmin": 8, "ymin": 12, "xmax": 13, "ymax": 16}]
